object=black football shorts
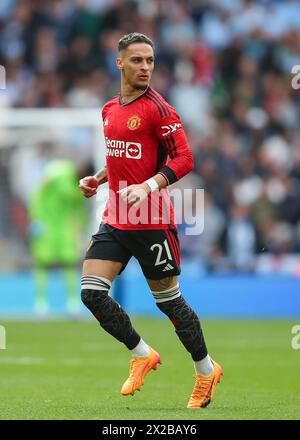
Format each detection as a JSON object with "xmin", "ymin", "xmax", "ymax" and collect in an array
[{"xmin": 85, "ymin": 222, "xmax": 181, "ymax": 280}]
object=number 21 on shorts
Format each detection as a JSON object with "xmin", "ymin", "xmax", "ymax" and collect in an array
[{"xmin": 150, "ymin": 240, "xmax": 172, "ymax": 266}]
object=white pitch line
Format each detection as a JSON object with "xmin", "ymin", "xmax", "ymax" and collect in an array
[{"xmin": 0, "ymin": 356, "xmax": 124, "ymax": 366}]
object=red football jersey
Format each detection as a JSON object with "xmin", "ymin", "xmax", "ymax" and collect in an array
[{"xmin": 101, "ymin": 86, "xmax": 194, "ymax": 230}]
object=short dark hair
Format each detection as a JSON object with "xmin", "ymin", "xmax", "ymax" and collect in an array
[{"xmin": 118, "ymin": 33, "xmax": 154, "ymax": 53}]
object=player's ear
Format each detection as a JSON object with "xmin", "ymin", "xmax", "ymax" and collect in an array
[{"xmin": 116, "ymin": 57, "xmax": 123, "ymax": 71}]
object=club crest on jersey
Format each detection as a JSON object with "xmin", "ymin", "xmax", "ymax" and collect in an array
[{"xmin": 127, "ymin": 115, "xmax": 141, "ymax": 131}]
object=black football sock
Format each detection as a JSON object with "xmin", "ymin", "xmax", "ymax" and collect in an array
[
  {"xmin": 152, "ymin": 284, "xmax": 208, "ymax": 361},
  {"xmin": 81, "ymin": 275, "xmax": 140, "ymax": 350}
]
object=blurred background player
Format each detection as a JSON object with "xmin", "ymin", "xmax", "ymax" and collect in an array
[{"xmin": 29, "ymin": 159, "xmax": 88, "ymax": 316}]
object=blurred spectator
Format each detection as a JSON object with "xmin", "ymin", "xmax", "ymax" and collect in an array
[
  {"xmin": 227, "ymin": 204, "xmax": 256, "ymax": 271},
  {"xmin": 1, "ymin": 0, "xmax": 300, "ymax": 272}
]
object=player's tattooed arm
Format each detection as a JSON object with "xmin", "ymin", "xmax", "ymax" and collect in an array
[{"xmin": 94, "ymin": 165, "xmax": 108, "ymax": 185}]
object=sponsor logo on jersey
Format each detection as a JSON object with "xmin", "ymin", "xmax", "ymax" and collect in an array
[
  {"xmin": 161, "ymin": 123, "xmax": 181, "ymax": 137},
  {"xmin": 127, "ymin": 115, "xmax": 141, "ymax": 131},
  {"xmin": 105, "ymin": 137, "xmax": 125, "ymax": 149},
  {"xmin": 105, "ymin": 137, "xmax": 142, "ymax": 159},
  {"xmin": 126, "ymin": 142, "xmax": 142, "ymax": 159}
]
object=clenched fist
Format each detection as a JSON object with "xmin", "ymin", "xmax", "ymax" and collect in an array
[
  {"xmin": 117, "ymin": 183, "xmax": 151, "ymax": 208},
  {"xmin": 79, "ymin": 176, "xmax": 99, "ymax": 198}
]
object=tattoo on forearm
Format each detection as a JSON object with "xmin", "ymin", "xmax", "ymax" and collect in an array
[{"xmin": 95, "ymin": 166, "xmax": 107, "ymax": 181}]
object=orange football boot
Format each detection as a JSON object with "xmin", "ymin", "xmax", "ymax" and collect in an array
[
  {"xmin": 187, "ymin": 359, "xmax": 223, "ymax": 408},
  {"xmin": 121, "ymin": 347, "xmax": 161, "ymax": 396}
]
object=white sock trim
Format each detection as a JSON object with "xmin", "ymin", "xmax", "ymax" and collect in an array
[
  {"xmin": 131, "ymin": 339, "xmax": 151, "ymax": 358},
  {"xmin": 155, "ymin": 292, "xmax": 181, "ymax": 303},
  {"xmin": 152, "ymin": 283, "xmax": 179, "ymax": 295},
  {"xmin": 151, "ymin": 283, "xmax": 181, "ymax": 303},
  {"xmin": 81, "ymin": 275, "xmax": 112, "ymax": 291},
  {"xmin": 194, "ymin": 355, "xmax": 214, "ymax": 376}
]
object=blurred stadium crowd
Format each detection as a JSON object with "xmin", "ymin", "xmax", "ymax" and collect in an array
[{"xmin": 0, "ymin": 0, "xmax": 300, "ymax": 272}]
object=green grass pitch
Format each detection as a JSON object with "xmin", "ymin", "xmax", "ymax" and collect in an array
[{"xmin": 0, "ymin": 319, "xmax": 299, "ymax": 420}]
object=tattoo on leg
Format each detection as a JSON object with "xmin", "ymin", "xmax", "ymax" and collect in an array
[{"xmin": 155, "ymin": 276, "xmax": 173, "ymax": 291}]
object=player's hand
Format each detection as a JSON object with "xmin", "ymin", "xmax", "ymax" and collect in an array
[
  {"xmin": 79, "ymin": 176, "xmax": 99, "ymax": 198},
  {"xmin": 117, "ymin": 183, "xmax": 151, "ymax": 208}
]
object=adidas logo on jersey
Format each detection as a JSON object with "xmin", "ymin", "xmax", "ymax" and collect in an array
[{"xmin": 162, "ymin": 263, "xmax": 174, "ymax": 272}]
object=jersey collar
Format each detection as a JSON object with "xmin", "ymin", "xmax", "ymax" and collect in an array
[{"xmin": 119, "ymin": 86, "xmax": 149, "ymax": 106}]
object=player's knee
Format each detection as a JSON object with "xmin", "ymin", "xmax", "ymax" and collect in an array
[
  {"xmin": 152, "ymin": 284, "xmax": 198, "ymax": 324},
  {"xmin": 81, "ymin": 275, "xmax": 111, "ymax": 308}
]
